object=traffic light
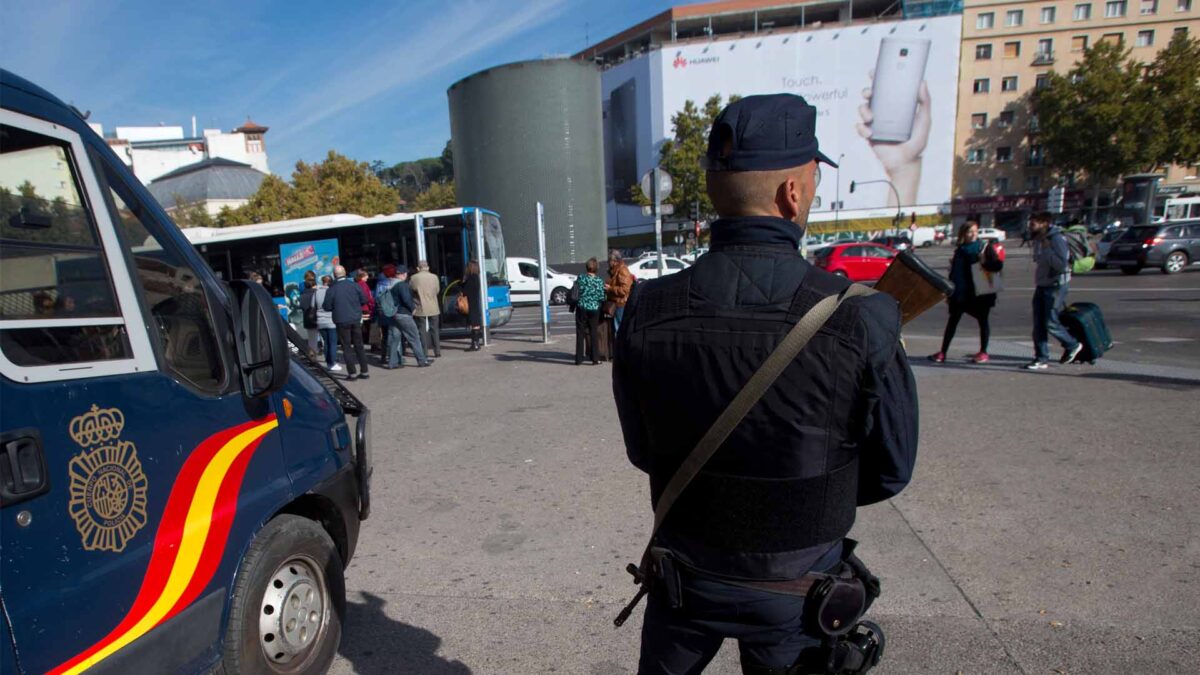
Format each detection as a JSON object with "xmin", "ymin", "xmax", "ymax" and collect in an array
[{"xmin": 849, "ymin": 181, "xmax": 857, "ymax": 193}]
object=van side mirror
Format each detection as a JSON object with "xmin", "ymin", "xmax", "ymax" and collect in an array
[{"xmin": 230, "ymin": 280, "xmax": 289, "ymax": 398}]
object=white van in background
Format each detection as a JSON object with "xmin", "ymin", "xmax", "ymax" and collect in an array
[
  {"xmin": 506, "ymin": 257, "xmax": 577, "ymax": 305},
  {"xmin": 910, "ymin": 226, "xmax": 937, "ymax": 247}
]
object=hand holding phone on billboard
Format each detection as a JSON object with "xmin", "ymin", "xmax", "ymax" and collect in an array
[{"xmin": 856, "ymin": 38, "xmax": 933, "ymax": 207}]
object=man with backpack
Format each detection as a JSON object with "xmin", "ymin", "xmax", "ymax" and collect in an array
[
  {"xmin": 1026, "ymin": 212, "xmax": 1081, "ymax": 370},
  {"xmin": 378, "ymin": 264, "xmax": 432, "ymax": 369}
]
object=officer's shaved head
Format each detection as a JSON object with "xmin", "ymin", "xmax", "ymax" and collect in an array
[{"xmin": 707, "ymin": 160, "xmax": 817, "ymax": 224}]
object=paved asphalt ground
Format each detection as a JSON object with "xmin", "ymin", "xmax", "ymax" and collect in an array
[{"xmin": 327, "ymin": 245, "xmax": 1199, "ymax": 674}]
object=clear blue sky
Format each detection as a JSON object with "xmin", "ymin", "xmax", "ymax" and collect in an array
[{"xmin": 1, "ymin": 0, "xmax": 676, "ymax": 175}]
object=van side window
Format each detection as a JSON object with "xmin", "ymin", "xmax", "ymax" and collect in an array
[
  {"xmin": 0, "ymin": 124, "xmax": 133, "ymax": 366},
  {"xmin": 518, "ymin": 262, "xmax": 539, "ymax": 278},
  {"xmin": 105, "ymin": 175, "xmax": 227, "ymax": 391}
]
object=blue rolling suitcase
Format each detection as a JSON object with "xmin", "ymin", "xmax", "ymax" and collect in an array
[{"xmin": 1060, "ymin": 302, "xmax": 1113, "ymax": 364}]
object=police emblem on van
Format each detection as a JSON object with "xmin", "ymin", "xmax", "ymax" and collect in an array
[{"xmin": 66, "ymin": 405, "xmax": 148, "ymax": 552}]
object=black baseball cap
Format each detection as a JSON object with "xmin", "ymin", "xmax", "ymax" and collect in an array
[
  {"xmin": 704, "ymin": 94, "xmax": 836, "ymax": 171},
  {"xmin": 395, "ymin": 264, "xmax": 409, "ymax": 275}
]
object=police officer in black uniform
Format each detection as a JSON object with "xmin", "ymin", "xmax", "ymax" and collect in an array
[{"xmin": 613, "ymin": 94, "xmax": 919, "ymax": 674}]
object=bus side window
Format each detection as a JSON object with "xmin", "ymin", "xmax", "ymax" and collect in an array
[
  {"xmin": 0, "ymin": 124, "xmax": 132, "ymax": 367},
  {"xmin": 104, "ymin": 173, "xmax": 229, "ymax": 392}
]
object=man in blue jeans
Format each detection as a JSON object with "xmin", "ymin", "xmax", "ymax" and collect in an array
[
  {"xmin": 1026, "ymin": 212, "xmax": 1081, "ymax": 370},
  {"xmin": 383, "ymin": 265, "xmax": 433, "ymax": 369}
]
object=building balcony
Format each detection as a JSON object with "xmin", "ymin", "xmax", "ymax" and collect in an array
[{"xmin": 1032, "ymin": 51, "xmax": 1055, "ymax": 65}]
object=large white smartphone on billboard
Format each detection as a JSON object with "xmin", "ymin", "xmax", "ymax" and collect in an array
[{"xmin": 869, "ymin": 37, "xmax": 931, "ymax": 143}]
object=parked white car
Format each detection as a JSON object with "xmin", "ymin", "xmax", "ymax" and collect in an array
[
  {"xmin": 506, "ymin": 257, "xmax": 576, "ymax": 305},
  {"xmin": 628, "ymin": 255, "xmax": 690, "ymax": 280},
  {"xmin": 977, "ymin": 227, "xmax": 1007, "ymax": 242},
  {"xmin": 910, "ymin": 226, "xmax": 938, "ymax": 247}
]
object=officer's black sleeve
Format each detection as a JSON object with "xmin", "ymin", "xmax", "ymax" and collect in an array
[
  {"xmin": 612, "ymin": 283, "xmax": 650, "ymax": 473},
  {"xmin": 856, "ymin": 295, "xmax": 919, "ymax": 506}
]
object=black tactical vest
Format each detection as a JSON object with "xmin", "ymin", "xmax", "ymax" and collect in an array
[{"xmin": 617, "ymin": 244, "xmax": 890, "ymax": 579}]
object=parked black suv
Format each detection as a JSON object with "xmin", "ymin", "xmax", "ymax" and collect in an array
[{"xmin": 1105, "ymin": 220, "xmax": 1200, "ymax": 275}]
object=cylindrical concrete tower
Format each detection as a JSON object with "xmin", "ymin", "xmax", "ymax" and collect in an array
[{"xmin": 449, "ymin": 59, "xmax": 606, "ymax": 264}]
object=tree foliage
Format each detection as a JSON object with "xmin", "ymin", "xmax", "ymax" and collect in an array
[
  {"xmin": 220, "ymin": 151, "xmax": 399, "ymax": 226},
  {"xmin": 373, "ymin": 140, "xmax": 454, "ymax": 204},
  {"xmin": 631, "ymin": 94, "xmax": 739, "ymax": 220},
  {"xmin": 1035, "ymin": 34, "xmax": 1200, "ymax": 188},
  {"xmin": 169, "ymin": 194, "xmax": 214, "ymax": 229},
  {"xmin": 410, "ymin": 181, "xmax": 456, "ymax": 211}
]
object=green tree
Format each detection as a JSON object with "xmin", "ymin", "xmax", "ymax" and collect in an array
[
  {"xmin": 1144, "ymin": 31, "xmax": 1200, "ymax": 168},
  {"xmin": 1034, "ymin": 41, "xmax": 1165, "ymax": 212},
  {"xmin": 630, "ymin": 94, "xmax": 739, "ymax": 220},
  {"xmin": 410, "ymin": 181, "xmax": 456, "ymax": 211},
  {"xmin": 220, "ymin": 151, "xmax": 400, "ymax": 226},
  {"xmin": 168, "ymin": 194, "xmax": 214, "ymax": 229}
]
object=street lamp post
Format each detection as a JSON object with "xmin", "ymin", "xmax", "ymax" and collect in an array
[
  {"xmin": 834, "ymin": 153, "xmax": 845, "ymax": 230},
  {"xmin": 849, "ymin": 179, "xmax": 903, "ymax": 229}
]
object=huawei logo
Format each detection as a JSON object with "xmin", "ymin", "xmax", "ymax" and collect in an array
[{"xmin": 673, "ymin": 55, "xmax": 687, "ymax": 69}]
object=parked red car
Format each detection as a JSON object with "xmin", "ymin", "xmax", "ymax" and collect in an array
[{"xmin": 813, "ymin": 243, "xmax": 898, "ymax": 282}]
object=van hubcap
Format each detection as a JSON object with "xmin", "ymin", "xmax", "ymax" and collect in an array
[{"xmin": 259, "ymin": 556, "xmax": 327, "ymax": 667}]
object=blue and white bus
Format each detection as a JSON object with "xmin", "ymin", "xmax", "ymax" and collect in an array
[{"xmin": 182, "ymin": 207, "xmax": 512, "ymax": 333}]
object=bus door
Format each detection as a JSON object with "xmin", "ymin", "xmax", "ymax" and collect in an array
[{"xmin": 0, "ymin": 112, "xmax": 286, "ymax": 674}]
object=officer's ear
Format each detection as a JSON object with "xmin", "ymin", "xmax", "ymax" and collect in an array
[{"xmin": 775, "ymin": 172, "xmax": 805, "ymax": 221}]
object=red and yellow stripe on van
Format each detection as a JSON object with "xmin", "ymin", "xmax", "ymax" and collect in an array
[{"xmin": 50, "ymin": 415, "xmax": 279, "ymax": 675}]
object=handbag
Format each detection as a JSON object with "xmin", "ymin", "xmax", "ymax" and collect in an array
[
  {"xmin": 302, "ymin": 292, "xmax": 318, "ymax": 329},
  {"xmin": 613, "ymin": 283, "xmax": 876, "ymax": 627},
  {"xmin": 971, "ymin": 260, "xmax": 1003, "ymax": 296},
  {"xmin": 456, "ymin": 292, "xmax": 469, "ymax": 315}
]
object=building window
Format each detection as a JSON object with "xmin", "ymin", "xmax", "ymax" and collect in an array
[
  {"xmin": 1038, "ymin": 38, "xmax": 1054, "ymax": 55},
  {"xmin": 1027, "ymin": 175, "xmax": 1042, "ymax": 191},
  {"xmin": 1042, "ymin": 6, "xmax": 1057, "ymax": 22},
  {"xmin": 247, "ymin": 139, "xmax": 263, "ymax": 153},
  {"xmin": 997, "ymin": 147, "xmax": 1013, "ymax": 162},
  {"xmin": 1072, "ymin": 35, "xmax": 1090, "ymax": 50},
  {"xmin": 1140, "ymin": 0, "xmax": 1158, "ymax": 12},
  {"xmin": 1029, "ymin": 113, "xmax": 1040, "ymax": 131},
  {"xmin": 977, "ymin": 11, "xmax": 995, "ymax": 28},
  {"xmin": 1136, "ymin": 29, "xmax": 1155, "ymax": 45},
  {"xmin": 974, "ymin": 78, "xmax": 991, "ymax": 93},
  {"xmin": 1100, "ymin": 32, "xmax": 1124, "ymax": 44},
  {"xmin": 1036, "ymin": 73, "xmax": 1050, "ymax": 89},
  {"xmin": 968, "ymin": 148, "xmax": 987, "ymax": 163},
  {"xmin": 1106, "ymin": 0, "xmax": 1127, "ymax": 16},
  {"xmin": 999, "ymin": 110, "xmax": 1016, "ymax": 127},
  {"xmin": 1002, "ymin": 76, "xmax": 1019, "ymax": 91},
  {"xmin": 1179, "ymin": 0, "xmax": 1192, "ymax": 11},
  {"xmin": 967, "ymin": 179, "xmax": 985, "ymax": 194},
  {"xmin": 1004, "ymin": 41, "xmax": 1022, "ymax": 57},
  {"xmin": 972, "ymin": 113, "xmax": 989, "ymax": 128},
  {"xmin": 995, "ymin": 177, "xmax": 1010, "ymax": 193},
  {"xmin": 1074, "ymin": 2, "xmax": 1093, "ymax": 18},
  {"xmin": 1175, "ymin": 26, "xmax": 1189, "ymax": 37},
  {"xmin": 976, "ymin": 43, "xmax": 993, "ymax": 59},
  {"xmin": 1007, "ymin": 9, "xmax": 1025, "ymax": 25},
  {"xmin": 1028, "ymin": 145, "xmax": 1045, "ymax": 166}
]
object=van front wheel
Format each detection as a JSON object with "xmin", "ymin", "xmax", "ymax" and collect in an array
[{"xmin": 220, "ymin": 515, "xmax": 344, "ymax": 675}]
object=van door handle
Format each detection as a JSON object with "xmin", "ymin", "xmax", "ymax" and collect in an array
[{"xmin": 0, "ymin": 429, "xmax": 50, "ymax": 507}]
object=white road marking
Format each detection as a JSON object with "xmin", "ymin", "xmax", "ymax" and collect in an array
[
  {"xmin": 1140, "ymin": 337, "xmax": 1196, "ymax": 343},
  {"xmin": 1004, "ymin": 287, "xmax": 1200, "ymax": 292}
]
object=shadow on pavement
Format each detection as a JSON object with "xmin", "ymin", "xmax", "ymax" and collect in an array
[
  {"xmin": 339, "ymin": 592, "xmax": 471, "ymax": 675},
  {"xmin": 915, "ymin": 355, "xmax": 1199, "ymax": 390},
  {"xmin": 492, "ymin": 349, "xmax": 581, "ymax": 365}
]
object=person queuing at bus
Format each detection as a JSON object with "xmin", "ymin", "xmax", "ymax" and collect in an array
[
  {"xmin": 355, "ymin": 269, "xmax": 376, "ymax": 353},
  {"xmin": 463, "ymin": 260, "xmax": 484, "ymax": 351},
  {"xmin": 375, "ymin": 265, "xmax": 400, "ymax": 361},
  {"xmin": 574, "ymin": 257, "xmax": 605, "ymax": 366},
  {"xmin": 605, "ymin": 251, "xmax": 634, "ymax": 333},
  {"xmin": 323, "ymin": 265, "xmax": 371, "ymax": 380},
  {"xmin": 613, "ymin": 94, "xmax": 918, "ymax": 674},
  {"xmin": 411, "ymin": 260, "xmax": 442, "ymax": 358},
  {"xmin": 315, "ymin": 275, "xmax": 339, "ymax": 371},
  {"xmin": 381, "ymin": 265, "xmax": 433, "ymax": 369},
  {"xmin": 300, "ymin": 277, "xmax": 321, "ymax": 360},
  {"xmin": 928, "ymin": 220, "xmax": 999, "ymax": 365}
]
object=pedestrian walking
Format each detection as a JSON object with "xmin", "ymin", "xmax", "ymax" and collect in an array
[
  {"xmin": 928, "ymin": 220, "xmax": 1001, "ymax": 364},
  {"xmin": 411, "ymin": 260, "xmax": 442, "ymax": 358},
  {"xmin": 356, "ymin": 269, "xmax": 376, "ymax": 352},
  {"xmin": 315, "ymin": 275, "xmax": 339, "ymax": 371},
  {"xmin": 1026, "ymin": 211, "xmax": 1081, "ymax": 370},
  {"xmin": 299, "ymin": 277, "xmax": 320, "ymax": 358},
  {"xmin": 604, "ymin": 251, "xmax": 634, "ymax": 332},
  {"xmin": 613, "ymin": 94, "xmax": 917, "ymax": 674},
  {"xmin": 381, "ymin": 265, "xmax": 432, "ymax": 369},
  {"xmin": 462, "ymin": 260, "xmax": 484, "ymax": 351},
  {"xmin": 323, "ymin": 265, "xmax": 370, "ymax": 380},
  {"xmin": 574, "ymin": 258, "xmax": 605, "ymax": 366}
]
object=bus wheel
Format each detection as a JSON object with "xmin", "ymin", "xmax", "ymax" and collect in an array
[{"xmin": 221, "ymin": 515, "xmax": 344, "ymax": 675}]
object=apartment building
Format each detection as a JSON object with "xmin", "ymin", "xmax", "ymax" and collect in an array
[{"xmin": 954, "ymin": 0, "xmax": 1199, "ymax": 228}]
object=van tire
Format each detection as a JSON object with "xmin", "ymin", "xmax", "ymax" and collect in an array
[
  {"xmin": 550, "ymin": 286, "xmax": 569, "ymax": 305},
  {"xmin": 219, "ymin": 515, "xmax": 344, "ymax": 675}
]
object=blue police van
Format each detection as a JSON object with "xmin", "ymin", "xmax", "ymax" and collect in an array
[{"xmin": 0, "ymin": 70, "xmax": 370, "ymax": 674}]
